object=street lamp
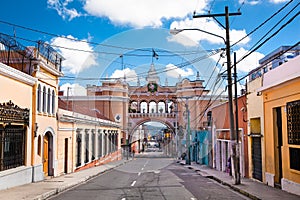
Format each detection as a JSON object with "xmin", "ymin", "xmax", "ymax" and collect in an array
[
  {"xmin": 170, "ymin": 28, "xmax": 226, "ymax": 45},
  {"xmin": 170, "ymin": 28, "xmax": 226, "ymax": 165},
  {"xmin": 170, "ymin": 6, "xmax": 241, "ymax": 184}
]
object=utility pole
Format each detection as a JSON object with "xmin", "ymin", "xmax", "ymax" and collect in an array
[
  {"xmin": 234, "ymin": 52, "xmax": 240, "ymax": 181},
  {"xmin": 194, "ymin": 6, "xmax": 241, "ymax": 184},
  {"xmin": 185, "ymin": 100, "xmax": 191, "ymax": 165}
]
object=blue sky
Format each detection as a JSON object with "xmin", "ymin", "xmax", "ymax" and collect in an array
[{"xmin": 0, "ymin": 0, "xmax": 299, "ymax": 95}]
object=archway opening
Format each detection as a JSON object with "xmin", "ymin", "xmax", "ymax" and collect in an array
[{"xmin": 129, "ymin": 121, "xmax": 176, "ymax": 157}]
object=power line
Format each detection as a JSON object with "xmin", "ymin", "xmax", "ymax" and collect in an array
[
  {"xmin": 231, "ymin": 0, "xmax": 294, "ymax": 47},
  {"xmin": 235, "ymin": 11, "xmax": 300, "ymax": 67},
  {"xmin": 236, "ymin": 41, "xmax": 300, "ymax": 83}
]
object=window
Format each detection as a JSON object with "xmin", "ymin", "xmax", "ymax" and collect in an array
[
  {"xmin": 52, "ymin": 90, "xmax": 55, "ymax": 114},
  {"xmin": 85, "ymin": 133, "xmax": 89, "ymax": 163},
  {"xmin": 290, "ymin": 148, "xmax": 300, "ymax": 171},
  {"xmin": 92, "ymin": 132, "xmax": 95, "ymax": 160},
  {"xmin": 47, "ymin": 88, "xmax": 51, "ymax": 114},
  {"xmin": 76, "ymin": 133, "xmax": 82, "ymax": 167},
  {"xmin": 37, "ymin": 135, "xmax": 41, "ymax": 156},
  {"xmin": 98, "ymin": 131, "xmax": 102, "ymax": 158},
  {"xmin": 287, "ymin": 100, "xmax": 300, "ymax": 145},
  {"xmin": 43, "ymin": 86, "xmax": 46, "ymax": 113},
  {"xmin": 37, "ymin": 84, "xmax": 41, "ymax": 112},
  {"xmin": 0, "ymin": 125, "xmax": 25, "ymax": 171}
]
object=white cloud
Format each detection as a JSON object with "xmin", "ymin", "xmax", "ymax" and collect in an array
[
  {"xmin": 47, "ymin": 0, "xmax": 82, "ymax": 21},
  {"xmin": 110, "ymin": 68, "xmax": 138, "ymax": 82},
  {"xmin": 169, "ymin": 18, "xmax": 250, "ymax": 46},
  {"xmin": 269, "ymin": 0, "xmax": 289, "ymax": 3},
  {"xmin": 83, "ymin": 0, "xmax": 208, "ymax": 28},
  {"xmin": 233, "ymin": 47, "xmax": 265, "ymax": 72},
  {"xmin": 165, "ymin": 64, "xmax": 194, "ymax": 78},
  {"xmin": 209, "ymin": 48, "xmax": 264, "ymax": 73},
  {"xmin": 239, "ymin": 0, "xmax": 261, "ymax": 5},
  {"xmin": 60, "ymin": 83, "xmax": 87, "ymax": 96},
  {"xmin": 50, "ymin": 35, "xmax": 97, "ymax": 74}
]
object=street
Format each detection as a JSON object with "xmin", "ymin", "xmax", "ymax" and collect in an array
[{"xmin": 49, "ymin": 153, "xmax": 250, "ymax": 200}]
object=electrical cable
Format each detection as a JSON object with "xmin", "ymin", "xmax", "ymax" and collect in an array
[{"xmin": 231, "ymin": 0, "xmax": 294, "ymax": 47}]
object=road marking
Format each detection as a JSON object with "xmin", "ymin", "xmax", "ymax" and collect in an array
[
  {"xmin": 141, "ymin": 167, "xmax": 144, "ymax": 171},
  {"xmin": 138, "ymin": 172, "xmax": 141, "ymax": 176},
  {"xmin": 121, "ymin": 198, "xmax": 126, "ymax": 200},
  {"xmin": 191, "ymin": 198, "xmax": 197, "ymax": 200},
  {"xmin": 131, "ymin": 181, "xmax": 136, "ymax": 187}
]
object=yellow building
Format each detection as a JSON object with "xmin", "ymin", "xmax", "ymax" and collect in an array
[
  {"xmin": 0, "ymin": 61, "xmax": 36, "ymax": 189},
  {"xmin": 259, "ymin": 55, "xmax": 300, "ymax": 195},
  {"xmin": 247, "ymin": 68, "xmax": 265, "ymax": 182},
  {"xmin": 30, "ymin": 43, "xmax": 64, "ymax": 180}
]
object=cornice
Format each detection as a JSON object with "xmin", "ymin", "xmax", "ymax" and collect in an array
[{"xmin": 0, "ymin": 62, "xmax": 36, "ymax": 86}]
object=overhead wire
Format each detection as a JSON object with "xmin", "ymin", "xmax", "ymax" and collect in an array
[{"xmin": 231, "ymin": 0, "xmax": 294, "ymax": 47}]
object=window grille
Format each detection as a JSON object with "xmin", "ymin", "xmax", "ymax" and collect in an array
[
  {"xmin": 287, "ymin": 100, "xmax": 300, "ymax": 145},
  {"xmin": 0, "ymin": 125, "xmax": 25, "ymax": 171}
]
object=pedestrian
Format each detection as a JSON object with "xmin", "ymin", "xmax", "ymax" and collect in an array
[
  {"xmin": 227, "ymin": 157, "xmax": 232, "ymax": 176},
  {"xmin": 132, "ymin": 150, "xmax": 135, "ymax": 158}
]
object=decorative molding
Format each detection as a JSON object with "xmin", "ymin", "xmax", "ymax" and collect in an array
[
  {"xmin": 0, "ymin": 62, "xmax": 36, "ymax": 86},
  {"xmin": 0, "ymin": 100, "xmax": 30, "ymax": 125}
]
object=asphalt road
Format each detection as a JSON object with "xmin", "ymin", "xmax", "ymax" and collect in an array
[{"xmin": 49, "ymin": 155, "xmax": 250, "ymax": 200}]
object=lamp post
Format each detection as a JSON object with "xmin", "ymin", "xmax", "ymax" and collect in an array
[
  {"xmin": 169, "ymin": 29, "xmax": 225, "ymax": 166},
  {"xmin": 170, "ymin": 28, "xmax": 226, "ymax": 45},
  {"xmin": 170, "ymin": 6, "xmax": 241, "ymax": 184}
]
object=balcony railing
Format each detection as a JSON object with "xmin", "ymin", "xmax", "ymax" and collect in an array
[{"xmin": 129, "ymin": 112, "xmax": 176, "ymax": 118}]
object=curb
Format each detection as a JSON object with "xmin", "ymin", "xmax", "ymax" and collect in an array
[
  {"xmin": 33, "ymin": 159, "xmax": 131, "ymax": 200},
  {"xmin": 179, "ymin": 162, "xmax": 261, "ymax": 200}
]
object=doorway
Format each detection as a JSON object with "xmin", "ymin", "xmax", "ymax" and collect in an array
[
  {"xmin": 43, "ymin": 132, "xmax": 53, "ymax": 176},
  {"xmin": 43, "ymin": 134, "xmax": 49, "ymax": 175},
  {"xmin": 64, "ymin": 138, "xmax": 68, "ymax": 174},
  {"xmin": 274, "ymin": 107, "xmax": 283, "ymax": 187}
]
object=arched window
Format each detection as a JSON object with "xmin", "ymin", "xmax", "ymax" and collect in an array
[
  {"xmin": 158, "ymin": 102, "xmax": 165, "ymax": 113},
  {"xmin": 130, "ymin": 101, "xmax": 138, "ymax": 113},
  {"xmin": 52, "ymin": 90, "xmax": 55, "ymax": 114},
  {"xmin": 140, "ymin": 102, "xmax": 148, "ymax": 113},
  {"xmin": 167, "ymin": 101, "xmax": 174, "ymax": 113},
  {"xmin": 47, "ymin": 88, "xmax": 51, "ymax": 114},
  {"xmin": 149, "ymin": 101, "xmax": 157, "ymax": 113},
  {"xmin": 37, "ymin": 84, "xmax": 41, "ymax": 112},
  {"xmin": 42, "ymin": 86, "xmax": 46, "ymax": 112}
]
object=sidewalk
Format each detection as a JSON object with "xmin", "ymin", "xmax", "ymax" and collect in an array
[
  {"xmin": 0, "ymin": 159, "xmax": 130, "ymax": 200},
  {"xmin": 179, "ymin": 160, "xmax": 300, "ymax": 200}
]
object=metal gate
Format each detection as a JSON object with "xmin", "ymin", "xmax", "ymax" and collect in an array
[{"xmin": 252, "ymin": 137, "xmax": 262, "ymax": 181}]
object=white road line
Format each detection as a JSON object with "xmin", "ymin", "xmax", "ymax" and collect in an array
[
  {"xmin": 121, "ymin": 198, "xmax": 126, "ymax": 200},
  {"xmin": 141, "ymin": 167, "xmax": 144, "ymax": 171},
  {"xmin": 138, "ymin": 172, "xmax": 141, "ymax": 176},
  {"xmin": 131, "ymin": 180, "xmax": 136, "ymax": 187}
]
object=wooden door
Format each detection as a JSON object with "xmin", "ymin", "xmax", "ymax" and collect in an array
[{"xmin": 43, "ymin": 135, "xmax": 49, "ymax": 175}]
